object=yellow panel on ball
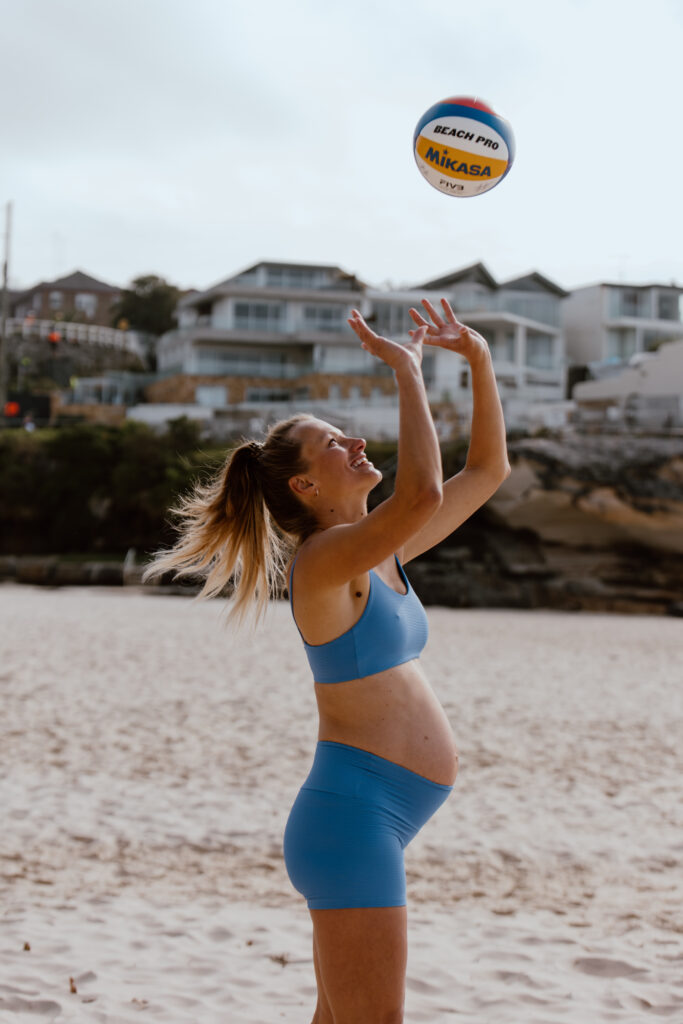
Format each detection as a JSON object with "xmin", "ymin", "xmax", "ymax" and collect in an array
[{"xmin": 413, "ymin": 96, "xmax": 515, "ymax": 197}]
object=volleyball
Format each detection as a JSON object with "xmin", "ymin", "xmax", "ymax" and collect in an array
[{"xmin": 413, "ymin": 96, "xmax": 515, "ymax": 198}]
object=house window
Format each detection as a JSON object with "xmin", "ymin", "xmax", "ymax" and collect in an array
[
  {"xmin": 75, "ymin": 292, "xmax": 97, "ymax": 318},
  {"xmin": 316, "ymin": 345, "xmax": 375, "ymax": 373},
  {"xmin": 492, "ymin": 330, "xmax": 516, "ymax": 363},
  {"xmin": 606, "ymin": 328, "xmax": 636, "ymax": 361},
  {"xmin": 498, "ymin": 292, "xmax": 559, "ymax": 327},
  {"xmin": 196, "ymin": 349, "xmax": 288, "ymax": 376},
  {"xmin": 49, "ymin": 290, "xmax": 63, "ymax": 310},
  {"xmin": 526, "ymin": 334, "xmax": 554, "ymax": 369},
  {"xmin": 196, "ymin": 385, "xmax": 227, "ymax": 407},
  {"xmin": 303, "ymin": 305, "xmax": 345, "ymax": 332},
  {"xmin": 657, "ymin": 292, "xmax": 680, "ymax": 321},
  {"xmin": 266, "ymin": 267, "xmax": 320, "ymax": 289},
  {"xmin": 422, "ymin": 352, "xmax": 435, "ymax": 386},
  {"xmin": 619, "ymin": 289, "xmax": 645, "ymax": 317},
  {"xmin": 373, "ymin": 303, "xmax": 413, "ymax": 338},
  {"xmin": 233, "ymin": 302, "xmax": 285, "ymax": 332},
  {"xmin": 245, "ymin": 387, "xmax": 291, "ymax": 401}
]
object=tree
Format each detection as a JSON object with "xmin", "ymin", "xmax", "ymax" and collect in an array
[{"xmin": 110, "ymin": 275, "xmax": 180, "ymax": 337}]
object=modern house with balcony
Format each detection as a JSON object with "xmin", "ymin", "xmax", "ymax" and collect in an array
[
  {"xmin": 562, "ymin": 282, "xmax": 683, "ymax": 367},
  {"xmin": 151, "ymin": 259, "xmax": 568, "ymax": 435},
  {"xmin": 404, "ymin": 263, "xmax": 567, "ymax": 419}
]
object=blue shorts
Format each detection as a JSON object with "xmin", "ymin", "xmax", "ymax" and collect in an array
[{"xmin": 283, "ymin": 740, "xmax": 453, "ymax": 910}]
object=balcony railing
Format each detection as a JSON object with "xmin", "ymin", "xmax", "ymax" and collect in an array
[
  {"xmin": 194, "ymin": 359, "xmax": 393, "ymax": 379},
  {"xmin": 6, "ymin": 318, "xmax": 140, "ymax": 352}
]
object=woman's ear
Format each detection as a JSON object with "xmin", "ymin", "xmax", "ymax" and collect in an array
[{"xmin": 289, "ymin": 475, "xmax": 315, "ymax": 498}]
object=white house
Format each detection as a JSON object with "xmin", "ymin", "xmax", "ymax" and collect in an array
[
  {"xmin": 153, "ymin": 259, "xmax": 568, "ymax": 435},
  {"xmin": 573, "ymin": 337, "xmax": 683, "ymax": 429},
  {"xmin": 562, "ymin": 281, "xmax": 683, "ymax": 366}
]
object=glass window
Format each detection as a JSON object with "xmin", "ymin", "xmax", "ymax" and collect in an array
[
  {"xmin": 266, "ymin": 267, "xmax": 320, "ymax": 289},
  {"xmin": 373, "ymin": 303, "xmax": 413, "ymax": 338},
  {"xmin": 606, "ymin": 328, "xmax": 636, "ymax": 361},
  {"xmin": 422, "ymin": 351, "xmax": 435, "ymax": 386},
  {"xmin": 657, "ymin": 292, "xmax": 680, "ymax": 321},
  {"xmin": 451, "ymin": 285, "xmax": 492, "ymax": 313},
  {"xmin": 49, "ymin": 290, "xmax": 63, "ymax": 310},
  {"xmin": 526, "ymin": 334, "xmax": 555, "ymax": 369},
  {"xmin": 608, "ymin": 288, "xmax": 649, "ymax": 318},
  {"xmin": 233, "ymin": 301, "xmax": 284, "ymax": 332},
  {"xmin": 75, "ymin": 292, "xmax": 97, "ymax": 318},
  {"xmin": 196, "ymin": 349, "xmax": 289, "ymax": 376},
  {"xmin": 196, "ymin": 385, "xmax": 227, "ymax": 407},
  {"xmin": 497, "ymin": 291, "xmax": 560, "ymax": 326},
  {"xmin": 491, "ymin": 330, "xmax": 516, "ymax": 363},
  {"xmin": 245, "ymin": 387, "xmax": 291, "ymax": 401},
  {"xmin": 303, "ymin": 305, "xmax": 345, "ymax": 332},
  {"xmin": 316, "ymin": 345, "xmax": 375, "ymax": 373}
]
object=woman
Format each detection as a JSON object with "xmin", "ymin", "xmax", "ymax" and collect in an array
[{"xmin": 146, "ymin": 298, "xmax": 509, "ymax": 1023}]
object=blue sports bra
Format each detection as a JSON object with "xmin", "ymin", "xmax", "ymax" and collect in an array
[{"xmin": 288, "ymin": 554, "xmax": 429, "ymax": 684}]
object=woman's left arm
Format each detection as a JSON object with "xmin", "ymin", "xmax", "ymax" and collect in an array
[{"xmin": 401, "ymin": 298, "xmax": 511, "ymax": 564}]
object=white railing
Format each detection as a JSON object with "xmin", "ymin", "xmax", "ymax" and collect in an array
[{"xmin": 5, "ymin": 318, "xmax": 141, "ymax": 354}]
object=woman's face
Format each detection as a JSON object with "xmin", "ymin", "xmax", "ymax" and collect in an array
[{"xmin": 290, "ymin": 418, "xmax": 382, "ymax": 502}]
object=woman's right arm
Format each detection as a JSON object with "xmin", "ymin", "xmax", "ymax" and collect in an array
[{"xmin": 298, "ymin": 310, "xmax": 443, "ymax": 585}]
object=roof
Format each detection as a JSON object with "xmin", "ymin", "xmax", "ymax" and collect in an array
[
  {"xmin": 499, "ymin": 271, "xmax": 569, "ymax": 298},
  {"xmin": 571, "ymin": 280, "xmax": 683, "ymax": 293},
  {"xmin": 180, "ymin": 260, "xmax": 367, "ymax": 309},
  {"xmin": 415, "ymin": 261, "xmax": 498, "ymax": 291},
  {"xmin": 15, "ymin": 270, "xmax": 120, "ymax": 298}
]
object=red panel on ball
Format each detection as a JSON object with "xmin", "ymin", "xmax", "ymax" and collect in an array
[{"xmin": 442, "ymin": 96, "xmax": 495, "ymax": 114}]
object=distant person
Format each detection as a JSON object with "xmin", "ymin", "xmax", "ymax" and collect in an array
[
  {"xmin": 145, "ymin": 299, "xmax": 509, "ymax": 1023},
  {"xmin": 23, "ymin": 413, "xmax": 36, "ymax": 432}
]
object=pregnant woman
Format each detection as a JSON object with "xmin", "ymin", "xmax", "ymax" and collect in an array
[{"xmin": 145, "ymin": 299, "xmax": 509, "ymax": 1023}]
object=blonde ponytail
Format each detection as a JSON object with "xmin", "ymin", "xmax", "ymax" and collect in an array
[{"xmin": 143, "ymin": 415, "xmax": 317, "ymax": 622}]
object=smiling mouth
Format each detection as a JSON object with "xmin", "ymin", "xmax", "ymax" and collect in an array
[{"xmin": 350, "ymin": 456, "xmax": 372, "ymax": 469}]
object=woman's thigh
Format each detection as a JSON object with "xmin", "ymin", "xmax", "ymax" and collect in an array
[{"xmin": 310, "ymin": 905, "xmax": 407, "ymax": 1023}]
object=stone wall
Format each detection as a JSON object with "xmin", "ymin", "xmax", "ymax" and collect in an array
[{"xmin": 144, "ymin": 372, "xmax": 395, "ymax": 405}]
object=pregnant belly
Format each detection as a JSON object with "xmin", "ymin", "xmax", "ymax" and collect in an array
[{"xmin": 315, "ymin": 661, "xmax": 459, "ymax": 787}]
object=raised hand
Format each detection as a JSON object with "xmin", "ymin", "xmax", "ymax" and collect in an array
[
  {"xmin": 348, "ymin": 309, "xmax": 428, "ymax": 372},
  {"xmin": 409, "ymin": 298, "xmax": 489, "ymax": 363}
]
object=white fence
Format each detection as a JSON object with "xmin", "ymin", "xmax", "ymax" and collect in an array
[{"xmin": 6, "ymin": 318, "xmax": 143, "ymax": 356}]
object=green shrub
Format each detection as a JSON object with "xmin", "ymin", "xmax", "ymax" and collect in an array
[{"xmin": 0, "ymin": 418, "xmax": 225, "ymax": 556}]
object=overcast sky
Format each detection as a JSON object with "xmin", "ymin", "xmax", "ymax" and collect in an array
[{"xmin": 2, "ymin": 0, "xmax": 682, "ymax": 295}]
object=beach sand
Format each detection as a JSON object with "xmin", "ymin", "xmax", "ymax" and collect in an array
[{"xmin": 1, "ymin": 584, "xmax": 682, "ymax": 1023}]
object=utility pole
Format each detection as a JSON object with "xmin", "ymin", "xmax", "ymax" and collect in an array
[{"xmin": 0, "ymin": 201, "xmax": 12, "ymax": 411}]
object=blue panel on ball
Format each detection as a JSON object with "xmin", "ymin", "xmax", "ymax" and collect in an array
[{"xmin": 413, "ymin": 101, "xmax": 515, "ymax": 169}]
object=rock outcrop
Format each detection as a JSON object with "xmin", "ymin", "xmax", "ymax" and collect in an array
[
  {"xmin": 2, "ymin": 433, "xmax": 681, "ymax": 615},
  {"xmin": 409, "ymin": 434, "xmax": 683, "ymax": 615}
]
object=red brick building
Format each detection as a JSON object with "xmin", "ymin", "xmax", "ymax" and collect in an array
[{"xmin": 11, "ymin": 270, "xmax": 121, "ymax": 327}]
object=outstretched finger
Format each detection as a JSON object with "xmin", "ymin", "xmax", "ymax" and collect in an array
[
  {"xmin": 348, "ymin": 310, "xmax": 377, "ymax": 342},
  {"xmin": 440, "ymin": 298, "xmax": 459, "ymax": 325},
  {"xmin": 409, "ymin": 306, "xmax": 429, "ymax": 328},
  {"xmin": 421, "ymin": 298, "xmax": 446, "ymax": 328}
]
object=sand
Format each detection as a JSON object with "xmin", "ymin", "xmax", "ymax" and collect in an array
[{"xmin": 0, "ymin": 583, "xmax": 682, "ymax": 1023}]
